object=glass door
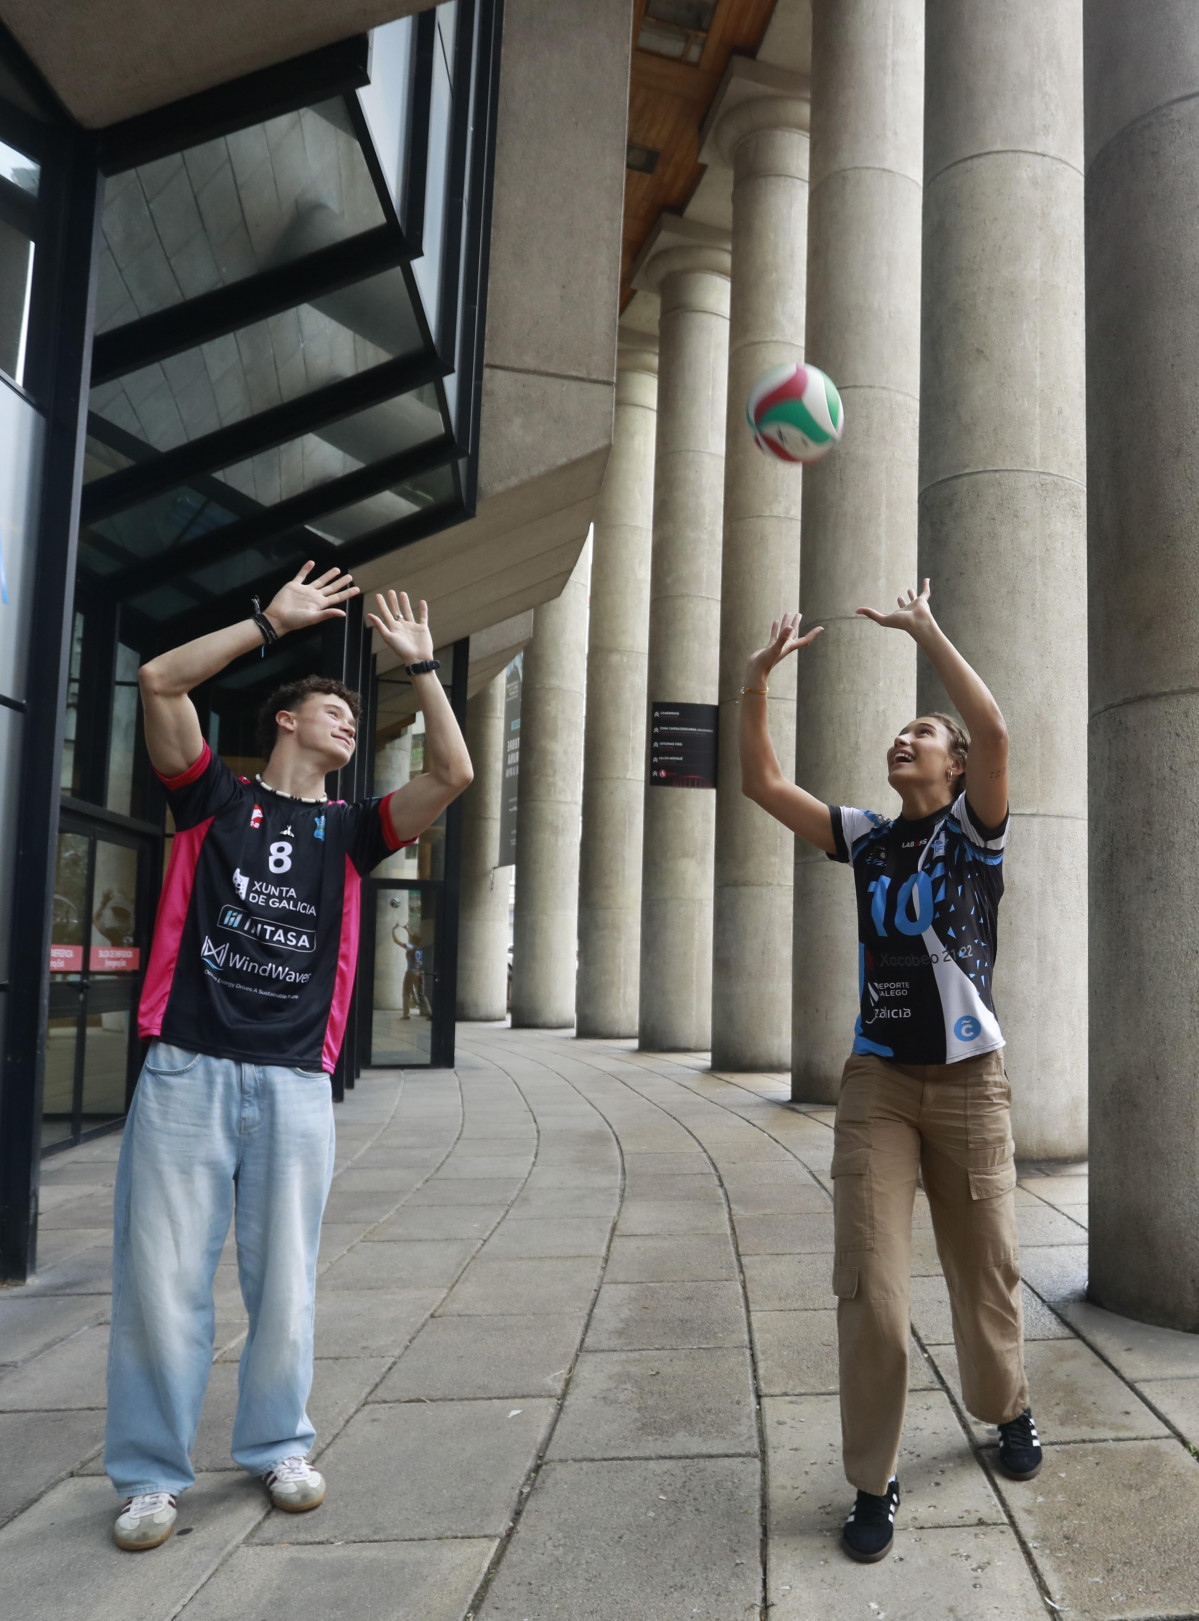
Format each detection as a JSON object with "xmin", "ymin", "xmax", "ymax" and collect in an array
[
  {"xmin": 368, "ymin": 881, "xmax": 441, "ymax": 1066},
  {"xmin": 45, "ymin": 815, "xmax": 153, "ymax": 1149}
]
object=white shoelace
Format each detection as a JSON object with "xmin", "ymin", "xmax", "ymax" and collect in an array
[
  {"xmin": 123, "ymin": 1492, "xmax": 175, "ymax": 1518},
  {"xmin": 269, "ymin": 1456, "xmax": 316, "ymax": 1483}
]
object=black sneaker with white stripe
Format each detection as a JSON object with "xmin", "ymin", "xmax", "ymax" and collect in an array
[
  {"xmin": 997, "ymin": 1407, "xmax": 1042, "ymax": 1480},
  {"xmin": 842, "ymin": 1477, "xmax": 900, "ymax": 1563}
]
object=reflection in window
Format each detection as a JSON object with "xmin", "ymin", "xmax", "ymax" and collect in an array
[
  {"xmin": 50, "ymin": 830, "xmax": 89, "ymax": 978},
  {"xmin": 107, "ymin": 645, "xmax": 141, "ymax": 817},
  {"xmin": 42, "ymin": 1014, "xmax": 79, "ymax": 1147},
  {"xmin": 371, "ymin": 888, "xmax": 437, "ymax": 1065},
  {"xmin": 59, "ymin": 615, "xmax": 84, "ymax": 796},
  {"xmin": 0, "ymin": 133, "xmax": 38, "ymax": 386},
  {"xmin": 93, "ymin": 102, "xmax": 384, "ymax": 335}
]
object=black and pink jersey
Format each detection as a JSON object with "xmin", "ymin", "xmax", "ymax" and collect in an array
[
  {"xmin": 828, "ymin": 789, "xmax": 1008, "ymax": 1066},
  {"xmin": 138, "ymin": 744, "xmax": 408, "ymax": 1073}
]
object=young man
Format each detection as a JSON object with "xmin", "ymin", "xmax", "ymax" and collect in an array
[
  {"xmin": 739, "ymin": 580, "xmax": 1041, "ymax": 1565},
  {"xmin": 105, "ymin": 564, "xmax": 472, "ymax": 1551}
]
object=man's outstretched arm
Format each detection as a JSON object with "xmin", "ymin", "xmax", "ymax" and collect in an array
[
  {"xmin": 368, "ymin": 591, "xmax": 473, "ymax": 844},
  {"xmin": 857, "ymin": 578, "xmax": 1009, "ymax": 827},
  {"xmin": 138, "ymin": 564, "xmax": 358, "ymax": 778},
  {"xmin": 739, "ymin": 612, "xmax": 837, "ymax": 854}
]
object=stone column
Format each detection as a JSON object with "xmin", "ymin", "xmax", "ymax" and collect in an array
[
  {"xmin": 791, "ymin": 0, "xmax": 924, "ymax": 1101},
  {"xmin": 633, "ymin": 223, "xmax": 731, "ymax": 1053},
  {"xmin": 1086, "ymin": 3, "xmax": 1199, "ymax": 1328},
  {"xmin": 919, "ymin": 2, "xmax": 1087, "ymax": 1159},
  {"xmin": 701, "ymin": 63, "xmax": 810, "ymax": 1070},
  {"xmin": 576, "ymin": 341, "xmax": 658, "ymax": 1036},
  {"xmin": 456, "ymin": 673, "xmax": 510, "ymax": 1022},
  {"xmin": 510, "ymin": 541, "xmax": 592, "ymax": 1029}
]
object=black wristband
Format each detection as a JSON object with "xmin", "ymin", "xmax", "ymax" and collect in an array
[
  {"xmin": 405, "ymin": 658, "xmax": 441, "ymax": 677},
  {"xmin": 251, "ymin": 596, "xmax": 278, "ymax": 645}
]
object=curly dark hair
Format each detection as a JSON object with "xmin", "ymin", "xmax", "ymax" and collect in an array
[{"xmin": 256, "ymin": 676, "xmax": 362, "ymax": 759}]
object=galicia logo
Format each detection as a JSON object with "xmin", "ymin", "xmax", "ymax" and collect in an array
[
  {"xmin": 954, "ymin": 1015, "xmax": 982, "ymax": 1042},
  {"xmin": 233, "ymin": 869, "xmax": 250, "ymax": 900},
  {"xmin": 250, "ymin": 804, "xmax": 263, "ymax": 830},
  {"xmin": 201, "ymin": 935, "xmax": 228, "ymax": 971}
]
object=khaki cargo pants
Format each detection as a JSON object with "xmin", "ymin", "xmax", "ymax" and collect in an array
[{"xmin": 833, "ymin": 1049, "xmax": 1028, "ymax": 1495}]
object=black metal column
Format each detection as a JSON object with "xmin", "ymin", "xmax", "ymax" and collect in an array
[
  {"xmin": 431, "ymin": 637, "xmax": 469, "ymax": 1069},
  {"xmin": 0, "ymin": 134, "xmax": 102, "ymax": 1282}
]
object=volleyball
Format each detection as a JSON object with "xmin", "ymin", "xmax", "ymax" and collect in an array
[{"xmin": 747, "ymin": 362, "xmax": 844, "ymax": 464}]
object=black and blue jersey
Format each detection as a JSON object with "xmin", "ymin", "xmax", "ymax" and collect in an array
[{"xmin": 828, "ymin": 789, "xmax": 1007, "ymax": 1065}]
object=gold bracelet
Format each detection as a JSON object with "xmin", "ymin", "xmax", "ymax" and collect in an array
[{"xmin": 740, "ymin": 686, "xmax": 769, "ymax": 696}]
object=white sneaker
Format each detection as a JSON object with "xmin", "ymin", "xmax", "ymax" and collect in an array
[
  {"xmin": 262, "ymin": 1455, "xmax": 326, "ymax": 1512},
  {"xmin": 113, "ymin": 1491, "xmax": 177, "ymax": 1551}
]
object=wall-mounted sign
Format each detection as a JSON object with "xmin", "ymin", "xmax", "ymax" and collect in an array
[
  {"xmin": 648, "ymin": 702, "xmax": 719, "ymax": 789},
  {"xmin": 498, "ymin": 653, "xmax": 522, "ymax": 865},
  {"xmin": 50, "ymin": 945, "xmax": 141, "ymax": 973}
]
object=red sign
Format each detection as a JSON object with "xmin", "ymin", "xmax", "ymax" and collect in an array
[{"xmin": 49, "ymin": 945, "xmax": 141, "ymax": 973}]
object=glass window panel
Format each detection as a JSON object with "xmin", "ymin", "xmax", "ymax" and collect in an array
[
  {"xmin": 312, "ymin": 460, "xmax": 456, "ymax": 545},
  {"xmin": 126, "ymin": 582, "xmax": 207, "ymax": 620},
  {"xmin": 42, "ymin": 1011, "xmax": 80, "ymax": 1147},
  {"xmin": 59, "ymin": 614, "xmax": 84, "ymax": 795},
  {"xmin": 83, "ymin": 484, "xmax": 241, "ymax": 572},
  {"xmin": 50, "ymin": 830, "xmax": 89, "ymax": 979},
  {"xmin": 83, "ymin": 433, "xmax": 133, "ymax": 483},
  {"xmin": 0, "ymin": 378, "xmax": 46, "ymax": 702},
  {"xmin": 91, "ymin": 261, "xmax": 425, "ymax": 456},
  {"xmin": 81, "ymin": 1001, "xmax": 131, "ymax": 1124},
  {"xmin": 373, "ymin": 692, "xmax": 450, "ymax": 882},
  {"xmin": 371, "ymin": 888, "xmax": 437, "ymax": 1065},
  {"xmin": 106, "ymin": 645, "xmax": 141, "ymax": 817},
  {"xmin": 0, "ymin": 707, "xmax": 21, "ymax": 982},
  {"xmin": 0, "ymin": 218, "xmax": 34, "ymax": 385},
  {"xmin": 94, "ymin": 102, "xmax": 385, "ymax": 334},
  {"xmin": 411, "ymin": 7, "xmax": 455, "ymax": 345},
  {"xmin": 356, "ymin": 17, "xmax": 415, "ymax": 222},
  {"xmin": 0, "ymin": 138, "xmax": 39, "ymax": 194}
]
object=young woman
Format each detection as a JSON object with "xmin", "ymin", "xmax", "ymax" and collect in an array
[{"xmin": 739, "ymin": 580, "xmax": 1041, "ymax": 1564}]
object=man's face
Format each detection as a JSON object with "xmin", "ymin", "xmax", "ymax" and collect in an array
[
  {"xmin": 280, "ymin": 693, "xmax": 358, "ymax": 768},
  {"xmin": 886, "ymin": 716, "xmax": 960, "ymax": 796}
]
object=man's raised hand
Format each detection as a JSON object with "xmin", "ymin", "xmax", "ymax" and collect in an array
[
  {"xmin": 744, "ymin": 611, "xmax": 824, "ymax": 689},
  {"xmin": 266, "ymin": 562, "xmax": 359, "ymax": 633},
  {"xmin": 856, "ymin": 577, "xmax": 936, "ymax": 637},
  {"xmin": 366, "ymin": 590, "xmax": 436, "ymax": 669}
]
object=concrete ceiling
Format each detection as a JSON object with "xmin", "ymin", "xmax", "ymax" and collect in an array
[{"xmin": 0, "ymin": 0, "xmax": 441, "ymax": 128}]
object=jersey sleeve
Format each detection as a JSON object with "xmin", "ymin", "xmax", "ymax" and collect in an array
[
  {"xmin": 340, "ymin": 795, "xmax": 417, "ymax": 875},
  {"xmin": 954, "ymin": 789, "xmax": 1009, "ymax": 852},
  {"xmin": 155, "ymin": 742, "xmax": 243, "ymax": 830},
  {"xmin": 827, "ymin": 805, "xmax": 887, "ymax": 864}
]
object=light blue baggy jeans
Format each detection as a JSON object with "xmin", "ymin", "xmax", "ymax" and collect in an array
[{"xmin": 104, "ymin": 1042, "xmax": 335, "ymax": 1496}]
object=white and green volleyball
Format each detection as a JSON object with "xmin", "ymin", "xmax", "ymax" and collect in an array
[{"xmin": 746, "ymin": 362, "xmax": 844, "ymax": 464}]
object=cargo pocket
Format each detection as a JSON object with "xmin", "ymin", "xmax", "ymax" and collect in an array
[
  {"xmin": 967, "ymin": 1158, "xmax": 1017, "ymax": 1201},
  {"xmin": 832, "ymin": 1261, "xmax": 859, "ymax": 1299},
  {"xmin": 831, "ymin": 1144, "xmax": 874, "ymax": 1252}
]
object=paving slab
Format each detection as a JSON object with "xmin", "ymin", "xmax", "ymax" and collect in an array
[
  {"xmin": 433, "ymin": 1156, "xmax": 534, "ymax": 1179},
  {"xmin": 319, "ymin": 1238, "xmax": 478, "ymax": 1290},
  {"xmin": 176, "ymin": 1539, "xmax": 496, "ymax": 1621},
  {"xmin": 0, "ymin": 1295, "xmax": 108, "ymax": 1366},
  {"xmin": 371, "ymin": 1312, "xmax": 581, "ymax": 1401},
  {"xmin": 724, "ymin": 1181, "xmax": 830, "ymax": 1217},
  {"xmin": 252, "ymin": 1398, "xmax": 555, "ymax": 1543},
  {"xmin": 1015, "ymin": 1204, "xmax": 1088, "ymax": 1246},
  {"xmin": 731, "ymin": 1212, "xmax": 835, "ymax": 1255},
  {"xmin": 17, "ymin": 1247, "xmax": 113, "ymax": 1296},
  {"xmin": 438, "ymin": 1257, "xmax": 600, "ymax": 1316},
  {"xmin": 765, "ymin": 1390, "xmax": 1006, "ymax": 1534},
  {"xmin": 1062, "ymin": 1300, "xmax": 1199, "ymax": 1381},
  {"xmin": 604, "ymin": 1234, "xmax": 737, "ymax": 1283},
  {"xmin": 321, "ymin": 1187, "xmax": 413, "ymax": 1223},
  {"xmin": 407, "ymin": 1177, "xmax": 526, "ymax": 1206},
  {"xmin": 996, "ymin": 1438, "xmax": 1199, "ymax": 1620},
  {"xmin": 311, "ymin": 1286, "xmax": 442, "ymax": 1359},
  {"xmin": 1018, "ymin": 1244, "xmax": 1088, "ymax": 1305},
  {"xmin": 547, "ymin": 1346, "xmax": 756, "ymax": 1460},
  {"xmin": 35, "ymin": 1192, "xmax": 114, "ymax": 1227},
  {"xmin": 619, "ymin": 1172, "xmax": 722, "ymax": 1203},
  {"xmin": 480, "ymin": 1216, "xmax": 611, "ymax": 1258},
  {"xmin": 1135, "ymin": 1377, "xmax": 1199, "ymax": 1447},
  {"xmin": 934, "ymin": 1339, "xmax": 1171, "ymax": 1445},
  {"xmin": 753, "ymin": 1309, "xmax": 938, "ymax": 1397},
  {"xmin": 1025, "ymin": 1174, "xmax": 1088, "ymax": 1207},
  {"xmin": 769, "ymin": 1523, "xmax": 1048, "ymax": 1620},
  {"xmin": 619, "ymin": 1152, "xmax": 711, "ymax": 1178},
  {"xmin": 476, "ymin": 1456, "xmax": 761, "ymax": 1621},
  {"xmin": 741, "ymin": 1251, "xmax": 834, "ymax": 1311},
  {"xmin": 0, "ymin": 1473, "xmax": 266, "ymax": 1621},
  {"xmin": 585, "ymin": 1281, "xmax": 748, "ymax": 1351},
  {"xmin": 316, "ymin": 1221, "xmax": 368, "ymax": 1266},
  {"xmin": 365, "ymin": 1203, "xmax": 503, "ymax": 1241},
  {"xmin": 0, "ymin": 1321, "xmax": 109, "ymax": 1410},
  {"xmin": 615, "ymin": 1197, "xmax": 728, "ymax": 1236},
  {"xmin": 0, "ymin": 1408, "xmax": 105, "ymax": 1525}
]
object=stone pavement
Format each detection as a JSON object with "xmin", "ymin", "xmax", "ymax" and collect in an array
[{"xmin": 3, "ymin": 1026, "xmax": 1199, "ymax": 1621}]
